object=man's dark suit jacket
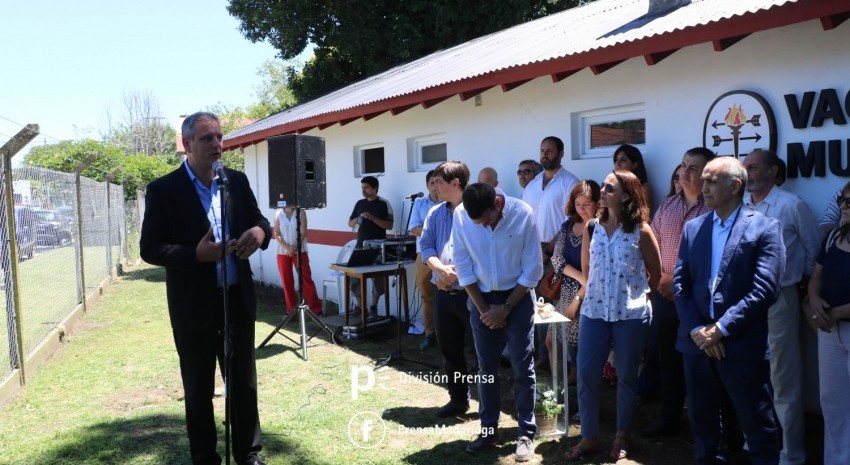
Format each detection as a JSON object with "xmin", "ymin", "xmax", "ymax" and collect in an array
[
  {"xmin": 139, "ymin": 164, "xmax": 271, "ymax": 332},
  {"xmin": 674, "ymin": 205, "xmax": 786, "ymax": 360}
]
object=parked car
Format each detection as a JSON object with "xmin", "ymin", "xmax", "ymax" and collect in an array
[
  {"xmin": 33, "ymin": 208, "xmax": 73, "ymax": 247},
  {"xmin": 14, "ymin": 206, "xmax": 36, "ymax": 260},
  {"xmin": 55, "ymin": 206, "xmax": 76, "ymax": 238}
]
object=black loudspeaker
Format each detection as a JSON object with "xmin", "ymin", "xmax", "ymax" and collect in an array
[{"xmin": 267, "ymin": 134, "xmax": 327, "ymax": 209}]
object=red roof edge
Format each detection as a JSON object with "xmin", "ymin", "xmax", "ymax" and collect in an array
[{"xmin": 223, "ymin": 0, "xmax": 850, "ymax": 151}]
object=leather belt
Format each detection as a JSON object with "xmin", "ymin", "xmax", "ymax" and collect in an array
[
  {"xmin": 485, "ymin": 289, "xmax": 513, "ymax": 299},
  {"xmin": 440, "ymin": 288, "xmax": 466, "ymax": 296}
]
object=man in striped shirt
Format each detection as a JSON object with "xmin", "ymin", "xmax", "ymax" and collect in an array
[{"xmin": 644, "ymin": 147, "xmax": 715, "ymax": 439}]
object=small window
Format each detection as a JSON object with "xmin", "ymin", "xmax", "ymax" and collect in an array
[
  {"xmin": 354, "ymin": 143, "xmax": 385, "ymax": 176},
  {"xmin": 408, "ymin": 134, "xmax": 447, "ymax": 171},
  {"xmin": 574, "ymin": 104, "xmax": 645, "ymax": 159}
]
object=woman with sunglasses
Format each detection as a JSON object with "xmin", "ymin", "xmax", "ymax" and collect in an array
[
  {"xmin": 565, "ymin": 170, "xmax": 661, "ymax": 462},
  {"xmin": 807, "ymin": 180, "xmax": 850, "ymax": 465},
  {"xmin": 667, "ymin": 165, "xmax": 685, "ymax": 198}
]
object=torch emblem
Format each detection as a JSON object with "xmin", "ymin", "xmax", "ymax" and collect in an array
[{"xmin": 703, "ymin": 91, "xmax": 776, "ymax": 158}]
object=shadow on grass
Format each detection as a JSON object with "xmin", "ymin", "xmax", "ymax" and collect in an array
[
  {"xmin": 402, "ymin": 427, "xmax": 534, "ymax": 465},
  {"xmin": 120, "ymin": 266, "xmax": 166, "ymax": 283},
  {"xmin": 383, "ymin": 405, "xmax": 471, "ymax": 428},
  {"xmin": 26, "ymin": 413, "xmax": 326, "ymax": 465},
  {"xmin": 255, "ymin": 341, "xmax": 287, "ymax": 360}
]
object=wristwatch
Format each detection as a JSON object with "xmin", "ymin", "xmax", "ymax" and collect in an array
[{"xmin": 503, "ymin": 301, "xmax": 513, "ymax": 314}]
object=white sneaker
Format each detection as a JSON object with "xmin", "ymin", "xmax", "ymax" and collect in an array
[{"xmin": 515, "ymin": 436, "xmax": 534, "ymax": 462}]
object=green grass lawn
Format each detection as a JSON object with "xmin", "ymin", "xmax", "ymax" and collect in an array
[{"xmin": 0, "ymin": 262, "xmax": 700, "ymax": 465}]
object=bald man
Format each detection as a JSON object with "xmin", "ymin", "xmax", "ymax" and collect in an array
[{"xmin": 477, "ymin": 167, "xmax": 499, "ymax": 188}]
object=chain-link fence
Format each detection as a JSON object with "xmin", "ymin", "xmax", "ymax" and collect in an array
[{"xmin": 1, "ymin": 163, "xmax": 130, "ymax": 385}]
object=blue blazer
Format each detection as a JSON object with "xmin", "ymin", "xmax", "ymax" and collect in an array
[{"xmin": 674, "ymin": 205, "xmax": 785, "ymax": 360}]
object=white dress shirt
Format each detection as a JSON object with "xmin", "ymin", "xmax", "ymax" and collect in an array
[
  {"xmin": 706, "ymin": 205, "xmax": 742, "ymax": 336},
  {"xmin": 744, "ymin": 186, "xmax": 822, "ymax": 287},
  {"xmin": 522, "ymin": 165, "xmax": 579, "ymax": 242},
  {"xmin": 452, "ymin": 195, "xmax": 543, "ymax": 291}
]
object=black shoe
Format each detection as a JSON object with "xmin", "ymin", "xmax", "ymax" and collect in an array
[
  {"xmin": 419, "ymin": 333, "xmax": 436, "ymax": 351},
  {"xmin": 368, "ymin": 305, "xmax": 379, "ymax": 318},
  {"xmin": 435, "ymin": 400, "xmax": 469, "ymax": 418},
  {"xmin": 466, "ymin": 428, "xmax": 499, "ymax": 453},
  {"xmin": 642, "ymin": 425, "xmax": 680, "ymax": 439}
]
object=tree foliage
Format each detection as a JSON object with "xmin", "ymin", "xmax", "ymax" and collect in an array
[
  {"xmin": 228, "ymin": 0, "xmax": 582, "ymax": 101},
  {"xmin": 24, "ymin": 139, "xmax": 180, "ymax": 196}
]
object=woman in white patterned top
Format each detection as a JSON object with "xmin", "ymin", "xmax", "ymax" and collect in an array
[
  {"xmin": 273, "ymin": 207, "xmax": 323, "ymax": 315},
  {"xmin": 565, "ymin": 170, "xmax": 661, "ymax": 463}
]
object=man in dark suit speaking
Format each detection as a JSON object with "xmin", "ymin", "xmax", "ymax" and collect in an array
[
  {"xmin": 674, "ymin": 156, "xmax": 785, "ymax": 465},
  {"xmin": 140, "ymin": 112, "xmax": 271, "ymax": 465}
]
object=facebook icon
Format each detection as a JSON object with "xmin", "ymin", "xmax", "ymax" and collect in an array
[{"xmin": 348, "ymin": 411, "xmax": 385, "ymax": 449}]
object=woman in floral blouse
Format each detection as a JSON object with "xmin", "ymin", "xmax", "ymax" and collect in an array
[{"xmin": 565, "ymin": 170, "xmax": 661, "ymax": 462}]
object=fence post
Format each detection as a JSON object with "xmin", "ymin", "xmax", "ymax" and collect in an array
[
  {"xmin": 73, "ymin": 155, "xmax": 97, "ymax": 311},
  {"xmin": 105, "ymin": 168, "xmax": 121, "ymax": 280},
  {"xmin": 0, "ymin": 124, "xmax": 39, "ymax": 385},
  {"xmin": 120, "ymin": 176, "xmax": 134, "ymax": 263}
]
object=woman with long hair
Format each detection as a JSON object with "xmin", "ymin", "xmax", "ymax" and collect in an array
[
  {"xmin": 565, "ymin": 170, "xmax": 661, "ymax": 462},
  {"xmin": 614, "ymin": 144, "xmax": 654, "ymax": 211},
  {"xmin": 667, "ymin": 165, "xmax": 684, "ymax": 198},
  {"xmin": 547, "ymin": 180, "xmax": 600, "ymax": 384},
  {"xmin": 807, "ymin": 180, "xmax": 850, "ymax": 465}
]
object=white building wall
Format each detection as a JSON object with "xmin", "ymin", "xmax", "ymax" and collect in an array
[{"xmin": 246, "ymin": 18, "xmax": 850, "ymax": 297}]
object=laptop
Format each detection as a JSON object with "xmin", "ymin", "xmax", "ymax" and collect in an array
[{"xmin": 334, "ymin": 247, "xmax": 381, "ymax": 267}]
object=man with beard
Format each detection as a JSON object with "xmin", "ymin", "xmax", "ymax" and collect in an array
[
  {"xmin": 522, "ymin": 137, "xmax": 579, "ymax": 249},
  {"xmin": 522, "ymin": 136, "xmax": 578, "ymax": 367},
  {"xmin": 743, "ymin": 149, "xmax": 821, "ymax": 465}
]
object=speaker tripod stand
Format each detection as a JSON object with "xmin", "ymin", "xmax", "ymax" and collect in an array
[
  {"xmin": 374, "ymin": 197, "xmax": 436, "ymax": 370},
  {"xmin": 258, "ymin": 206, "xmax": 337, "ymax": 360}
]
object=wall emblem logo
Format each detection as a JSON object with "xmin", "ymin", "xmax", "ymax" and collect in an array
[{"xmin": 703, "ymin": 90, "xmax": 776, "ymax": 158}]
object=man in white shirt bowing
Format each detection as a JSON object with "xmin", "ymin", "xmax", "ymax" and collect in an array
[{"xmin": 452, "ymin": 183, "xmax": 543, "ymax": 462}]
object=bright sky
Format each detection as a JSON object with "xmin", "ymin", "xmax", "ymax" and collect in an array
[{"xmin": 0, "ymin": 0, "xmax": 285, "ymax": 158}]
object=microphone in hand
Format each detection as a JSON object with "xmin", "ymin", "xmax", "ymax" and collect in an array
[
  {"xmin": 212, "ymin": 161, "xmax": 229, "ymax": 185},
  {"xmin": 405, "ymin": 192, "xmax": 424, "ymax": 200}
]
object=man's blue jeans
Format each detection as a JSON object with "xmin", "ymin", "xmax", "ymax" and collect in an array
[{"xmin": 468, "ymin": 290, "xmax": 537, "ymax": 439}]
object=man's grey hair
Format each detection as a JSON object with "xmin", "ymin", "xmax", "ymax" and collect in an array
[
  {"xmin": 708, "ymin": 156, "xmax": 748, "ymax": 192},
  {"xmin": 181, "ymin": 112, "xmax": 220, "ymax": 139},
  {"xmin": 519, "ymin": 159, "xmax": 543, "ymax": 175}
]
